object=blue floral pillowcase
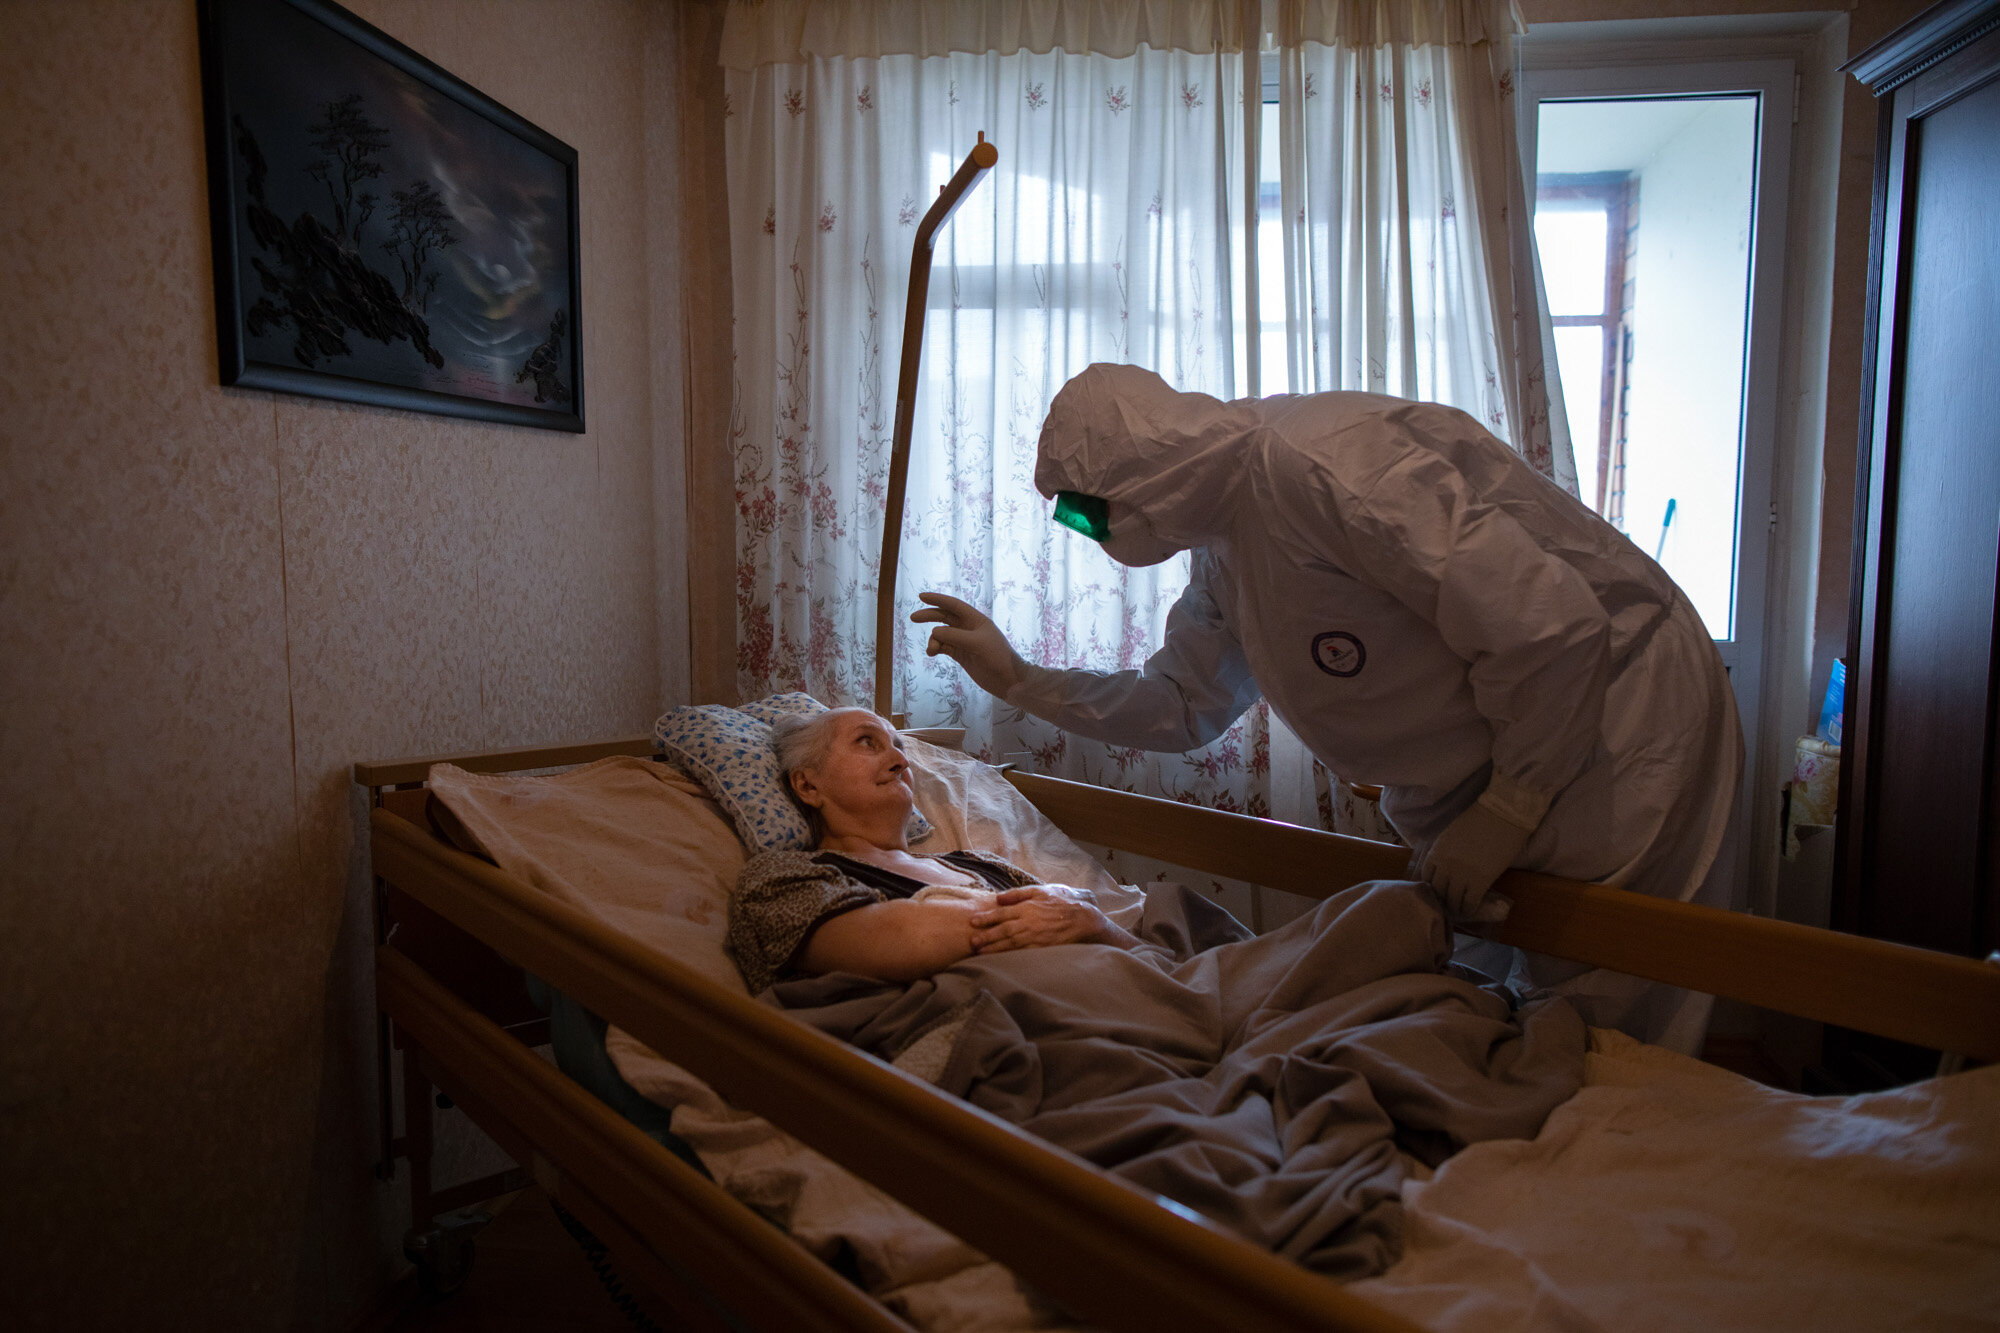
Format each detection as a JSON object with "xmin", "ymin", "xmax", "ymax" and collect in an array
[{"xmin": 653, "ymin": 692, "xmax": 932, "ymax": 854}]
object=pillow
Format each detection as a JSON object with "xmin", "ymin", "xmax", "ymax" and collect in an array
[
  {"xmin": 736, "ymin": 691, "xmax": 826, "ymax": 726},
  {"xmin": 653, "ymin": 694, "xmax": 932, "ymax": 854}
]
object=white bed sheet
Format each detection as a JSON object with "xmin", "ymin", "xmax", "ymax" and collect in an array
[{"xmin": 1353, "ymin": 1029, "xmax": 2000, "ymax": 1332}]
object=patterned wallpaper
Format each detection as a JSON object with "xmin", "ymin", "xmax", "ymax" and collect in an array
[{"xmin": 0, "ymin": 1, "xmax": 689, "ymax": 1326}]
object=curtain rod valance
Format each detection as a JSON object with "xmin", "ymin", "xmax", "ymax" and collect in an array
[
  {"xmin": 720, "ymin": 0, "xmax": 1250, "ymax": 69},
  {"xmin": 1276, "ymin": 0, "xmax": 1521, "ymax": 50}
]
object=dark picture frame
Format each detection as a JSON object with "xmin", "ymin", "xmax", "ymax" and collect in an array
[{"xmin": 198, "ymin": 0, "xmax": 584, "ymax": 432}]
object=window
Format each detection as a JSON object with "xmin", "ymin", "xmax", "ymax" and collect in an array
[
  {"xmin": 1255, "ymin": 68, "xmax": 1292, "ymax": 395},
  {"xmin": 1225, "ymin": 54, "xmax": 1299, "ymax": 399},
  {"xmin": 1531, "ymin": 94, "xmax": 1762, "ymax": 643},
  {"xmin": 1535, "ymin": 173, "xmax": 1629, "ymax": 522}
]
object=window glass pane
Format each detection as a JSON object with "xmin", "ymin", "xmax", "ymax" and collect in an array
[
  {"xmin": 1257, "ymin": 99, "xmax": 1289, "ymax": 393},
  {"xmin": 1534, "ymin": 208, "xmax": 1608, "ymax": 317},
  {"xmin": 1535, "ymin": 95, "xmax": 1759, "ymax": 640},
  {"xmin": 1552, "ymin": 325, "xmax": 1604, "ymax": 510}
]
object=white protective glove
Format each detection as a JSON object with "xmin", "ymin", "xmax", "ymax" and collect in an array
[
  {"xmin": 1414, "ymin": 777, "xmax": 1548, "ymax": 921},
  {"xmin": 911, "ymin": 593, "xmax": 1031, "ymax": 701}
]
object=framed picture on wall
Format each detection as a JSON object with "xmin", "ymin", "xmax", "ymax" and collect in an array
[{"xmin": 197, "ymin": 0, "xmax": 584, "ymax": 432}]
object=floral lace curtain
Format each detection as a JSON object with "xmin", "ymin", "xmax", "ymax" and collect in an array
[
  {"xmin": 719, "ymin": 1, "xmax": 1563, "ymax": 903},
  {"xmin": 722, "ymin": 9, "xmax": 1275, "ymax": 829},
  {"xmin": 1271, "ymin": 0, "xmax": 1575, "ymax": 488}
]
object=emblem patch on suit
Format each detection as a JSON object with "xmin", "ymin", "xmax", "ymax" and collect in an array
[{"xmin": 1311, "ymin": 631, "xmax": 1366, "ymax": 678}]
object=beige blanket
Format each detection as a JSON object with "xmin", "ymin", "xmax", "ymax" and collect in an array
[{"xmin": 426, "ymin": 755, "xmax": 749, "ymax": 995}]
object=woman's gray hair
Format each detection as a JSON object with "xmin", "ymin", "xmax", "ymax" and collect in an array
[
  {"xmin": 771, "ymin": 709, "xmax": 844, "ymax": 783},
  {"xmin": 771, "ymin": 709, "xmax": 849, "ymax": 838}
]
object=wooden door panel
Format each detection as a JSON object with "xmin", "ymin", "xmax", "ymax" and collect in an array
[
  {"xmin": 1866, "ymin": 71, "xmax": 2000, "ymax": 954},
  {"xmin": 1838, "ymin": 3, "xmax": 2000, "ymax": 995}
]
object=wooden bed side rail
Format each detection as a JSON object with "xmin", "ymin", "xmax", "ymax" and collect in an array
[
  {"xmin": 1007, "ymin": 771, "xmax": 2000, "ymax": 1063},
  {"xmin": 369, "ymin": 808, "xmax": 1423, "ymax": 1333},
  {"xmin": 353, "ymin": 735, "xmax": 656, "ymax": 789},
  {"xmin": 378, "ymin": 944, "xmax": 910, "ymax": 1333}
]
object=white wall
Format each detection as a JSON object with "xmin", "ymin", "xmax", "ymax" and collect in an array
[{"xmin": 1624, "ymin": 98, "xmax": 1758, "ymax": 639}]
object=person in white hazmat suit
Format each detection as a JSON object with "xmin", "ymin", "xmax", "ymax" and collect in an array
[{"xmin": 913, "ymin": 363, "xmax": 1743, "ymax": 1053}]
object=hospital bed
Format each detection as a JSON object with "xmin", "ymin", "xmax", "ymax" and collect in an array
[
  {"xmin": 355, "ymin": 137, "xmax": 2000, "ymax": 1329},
  {"xmin": 358, "ymin": 735, "xmax": 2000, "ymax": 1330}
]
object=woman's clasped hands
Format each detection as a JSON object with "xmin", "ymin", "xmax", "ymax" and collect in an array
[{"xmin": 967, "ymin": 883, "xmax": 1130, "ymax": 955}]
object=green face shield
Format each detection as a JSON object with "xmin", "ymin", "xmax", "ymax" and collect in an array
[{"xmin": 1052, "ymin": 491, "xmax": 1112, "ymax": 543}]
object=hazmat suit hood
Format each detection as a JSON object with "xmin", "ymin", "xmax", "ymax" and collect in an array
[{"xmin": 1035, "ymin": 364, "xmax": 1259, "ymax": 566}]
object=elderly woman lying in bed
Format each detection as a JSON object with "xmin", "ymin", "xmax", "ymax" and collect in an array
[
  {"xmin": 727, "ymin": 707, "xmax": 1141, "ymax": 992},
  {"xmin": 724, "ymin": 706, "xmax": 1587, "ymax": 1279}
]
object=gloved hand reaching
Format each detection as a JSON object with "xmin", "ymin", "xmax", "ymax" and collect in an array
[
  {"xmin": 911, "ymin": 593, "xmax": 1031, "ymax": 700},
  {"xmin": 1414, "ymin": 778, "xmax": 1546, "ymax": 921}
]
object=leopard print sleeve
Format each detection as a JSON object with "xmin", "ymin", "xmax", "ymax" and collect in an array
[{"xmin": 728, "ymin": 849, "xmax": 884, "ymax": 993}]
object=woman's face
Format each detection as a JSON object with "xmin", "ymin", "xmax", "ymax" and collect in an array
[{"xmin": 789, "ymin": 709, "xmax": 915, "ymax": 835}]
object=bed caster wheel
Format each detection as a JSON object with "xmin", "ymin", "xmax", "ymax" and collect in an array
[{"xmin": 405, "ymin": 1223, "xmax": 476, "ymax": 1299}]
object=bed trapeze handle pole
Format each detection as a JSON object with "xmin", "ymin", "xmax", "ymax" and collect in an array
[{"xmin": 875, "ymin": 134, "xmax": 998, "ymax": 719}]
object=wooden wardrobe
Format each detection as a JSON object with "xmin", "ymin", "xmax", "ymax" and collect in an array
[{"xmin": 1833, "ymin": 0, "xmax": 2000, "ymax": 1080}]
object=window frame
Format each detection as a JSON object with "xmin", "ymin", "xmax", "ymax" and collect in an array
[{"xmin": 1536, "ymin": 172, "xmax": 1631, "ymax": 519}]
